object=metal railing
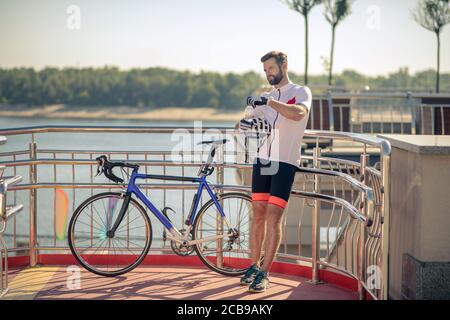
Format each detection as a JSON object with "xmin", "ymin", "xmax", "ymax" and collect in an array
[
  {"xmin": 0, "ymin": 136, "xmax": 24, "ymax": 297},
  {"xmin": 0, "ymin": 126, "xmax": 391, "ymax": 300},
  {"xmin": 310, "ymin": 92, "xmax": 450, "ymax": 135}
]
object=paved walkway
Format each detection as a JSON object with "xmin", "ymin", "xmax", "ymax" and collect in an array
[{"xmin": 2, "ymin": 265, "xmax": 358, "ymax": 300}]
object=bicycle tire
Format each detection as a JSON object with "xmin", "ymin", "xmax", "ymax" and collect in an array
[
  {"xmin": 193, "ymin": 192, "xmax": 253, "ymax": 276},
  {"xmin": 68, "ymin": 192, "xmax": 152, "ymax": 277}
]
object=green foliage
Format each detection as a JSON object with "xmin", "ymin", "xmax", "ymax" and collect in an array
[
  {"xmin": 324, "ymin": 0, "xmax": 351, "ymax": 27},
  {"xmin": 0, "ymin": 67, "xmax": 263, "ymax": 110},
  {"xmin": 413, "ymin": 0, "xmax": 450, "ymax": 33},
  {"xmin": 291, "ymin": 67, "xmax": 450, "ymax": 92},
  {"xmin": 0, "ymin": 67, "xmax": 448, "ymax": 110},
  {"xmin": 284, "ymin": 0, "xmax": 323, "ymax": 15},
  {"xmin": 412, "ymin": 0, "xmax": 450, "ymax": 92}
]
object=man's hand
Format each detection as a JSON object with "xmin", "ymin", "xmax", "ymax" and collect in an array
[{"xmin": 246, "ymin": 96, "xmax": 268, "ymax": 108}]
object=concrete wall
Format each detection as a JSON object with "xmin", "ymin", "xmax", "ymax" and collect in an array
[{"xmin": 380, "ymin": 135, "xmax": 450, "ymax": 299}]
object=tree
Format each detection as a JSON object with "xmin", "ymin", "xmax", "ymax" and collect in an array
[
  {"xmin": 284, "ymin": 0, "xmax": 323, "ymax": 85},
  {"xmin": 412, "ymin": 0, "xmax": 450, "ymax": 93},
  {"xmin": 323, "ymin": 0, "xmax": 352, "ymax": 86}
]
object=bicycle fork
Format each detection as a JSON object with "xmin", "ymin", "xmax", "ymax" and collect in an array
[{"xmin": 106, "ymin": 191, "xmax": 132, "ymax": 238}]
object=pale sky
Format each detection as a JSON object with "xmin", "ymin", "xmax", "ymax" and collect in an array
[{"xmin": 0, "ymin": 0, "xmax": 449, "ymax": 76}]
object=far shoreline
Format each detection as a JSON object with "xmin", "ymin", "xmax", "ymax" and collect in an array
[{"xmin": 0, "ymin": 104, "xmax": 243, "ymax": 123}]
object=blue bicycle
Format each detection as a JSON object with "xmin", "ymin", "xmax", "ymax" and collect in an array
[{"xmin": 68, "ymin": 139, "xmax": 254, "ymax": 277}]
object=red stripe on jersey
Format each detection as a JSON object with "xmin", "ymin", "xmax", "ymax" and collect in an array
[{"xmin": 287, "ymin": 97, "xmax": 296, "ymax": 104}]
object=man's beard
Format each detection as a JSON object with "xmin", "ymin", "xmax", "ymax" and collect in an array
[{"xmin": 267, "ymin": 69, "xmax": 284, "ymax": 85}]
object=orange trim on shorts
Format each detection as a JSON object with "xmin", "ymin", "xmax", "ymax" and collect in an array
[
  {"xmin": 251, "ymin": 193, "xmax": 270, "ymax": 202},
  {"xmin": 268, "ymin": 196, "xmax": 288, "ymax": 209}
]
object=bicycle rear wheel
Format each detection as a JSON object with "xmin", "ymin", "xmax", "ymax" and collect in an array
[
  {"xmin": 68, "ymin": 192, "xmax": 152, "ymax": 277},
  {"xmin": 193, "ymin": 192, "xmax": 253, "ymax": 276}
]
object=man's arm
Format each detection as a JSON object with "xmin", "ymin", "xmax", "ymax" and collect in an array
[{"xmin": 267, "ymin": 97, "xmax": 308, "ymax": 121}]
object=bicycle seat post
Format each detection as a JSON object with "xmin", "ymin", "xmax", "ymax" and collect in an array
[
  {"xmin": 197, "ymin": 139, "xmax": 228, "ymax": 177},
  {"xmin": 197, "ymin": 144, "xmax": 213, "ymax": 177}
]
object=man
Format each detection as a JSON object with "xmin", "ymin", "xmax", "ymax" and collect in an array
[{"xmin": 238, "ymin": 51, "xmax": 312, "ymax": 293}]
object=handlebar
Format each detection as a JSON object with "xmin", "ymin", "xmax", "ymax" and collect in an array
[{"xmin": 95, "ymin": 155, "xmax": 139, "ymax": 183}]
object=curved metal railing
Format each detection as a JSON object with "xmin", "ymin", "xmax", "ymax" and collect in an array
[
  {"xmin": 0, "ymin": 136, "xmax": 24, "ymax": 297},
  {"xmin": 0, "ymin": 126, "xmax": 391, "ymax": 300}
]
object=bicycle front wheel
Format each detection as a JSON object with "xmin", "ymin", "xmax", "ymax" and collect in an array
[
  {"xmin": 193, "ymin": 192, "xmax": 253, "ymax": 276},
  {"xmin": 68, "ymin": 192, "xmax": 152, "ymax": 277}
]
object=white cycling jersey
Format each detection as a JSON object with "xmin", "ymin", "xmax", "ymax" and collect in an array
[{"xmin": 252, "ymin": 82, "xmax": 312, "ymax": 166}]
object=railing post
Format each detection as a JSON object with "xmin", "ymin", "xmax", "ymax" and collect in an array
[
  {"xmin": 29, "ymin": 141, "xmax": 38, "ymax": 267},
  {"xmin": 311, "ymin": 146, "xmax": 322, "ymax": 284},
  {"xmin": 381, "ymin": 154, "xmax": 391, "ymax": 300},
  {"xmin": 327, "ymin": 90, "xmax": 335, "ymax": 132},
  {"xmin": 407, "ymin": 91, "xmax": 416, "ymax": 135},
  {"xmin": 0, "ymin": 234, "xmax": 7, "ymax": 296},
  {"xmin": 216, "ymin": 143, "xmax": 225, "ymax": 268},
  {"xmin": 358, "ymin": 152, "xmax": 370, "ymax": 300}
]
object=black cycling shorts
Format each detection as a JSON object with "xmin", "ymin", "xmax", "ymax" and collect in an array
[{"xmin": 251, "ymin": 158, "xmax": 298, "ymax": 209}]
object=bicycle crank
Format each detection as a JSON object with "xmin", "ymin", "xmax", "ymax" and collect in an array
[{"xmin": 170, "ymin": 229, "xmax": 195, "ymax": 256}]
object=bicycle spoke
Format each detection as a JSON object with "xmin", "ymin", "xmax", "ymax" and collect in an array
[
  {"xmin": 194, "ymin": 194, "xmax": 253, "ymax": 274},
  {"xmin": 80, "ymin": 238, "xmax": 107, "ymax": 255},
  {"xmin": 69, "ymin": 193, "xmax": 151, "ymax": 276},
  {"xmin": 115, "ymin": 213, "xmax": 143, "ymax": 233},
  {"xmin": 75, "ymin": 219, "xmax": 105, "ymax": 233},
  {"xmin": 80, "ymin": 209, "xmax": 106, "ymax": 232},
  {"xmin": 92, "ymin": 199, "xmax": 108, "ymax": 229},
  {"xmin": 100, "ymin": 197, "xmax": 111, "ymax": 229},
  {"xmin": 118, "ymin": 237, "xmax": 147, "ymax": 249},
  {"xmin": 197, "ymin": 219, "xmax": 220, "ymax": 231},
  {"xmin": 116, "ymin": 225, "xmax": 146, "ymax": 233},
  {"xmin": 73, "ymin": 237, "xmax": 92, "ymax": 243},
  {"xmin": 114, "ymin": 237, "xmax": 146, "ymax": 255},
  {"xmin": 114, "ymin": 205, "xmax": 141, "ymax": 229},
  {"xmin": 110, "ymin": 237, "xmax": 119, "ymax": 271}
]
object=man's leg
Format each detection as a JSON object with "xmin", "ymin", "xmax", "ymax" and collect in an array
[
  {"xmin": 249, "ymin": 158, "xmax": 271, "ymax": 267},
  {"xmin": 248, "ymin": 202, "xmax": 284, "ymax": 292},
  {"xmin": 248, "ymin": 162, "xmax": 297, "ymax": 292},
  {"xmin": 259, "ymin": 162, "xmax": 297, "ymax": 272},
  {"xmin": 259, "ymin": 203, "xmax": 284, "ymax": 272},
  {"xmin": 242, "ymin": 158, "xmax": 271, "ymax": 287},
  {"xmin": 250, "ymin": 200, "xmax": 267, "ymax": 267},
  {"xmin": 240, "ymin": 198, "xmax": 268, "ymax": 286}
]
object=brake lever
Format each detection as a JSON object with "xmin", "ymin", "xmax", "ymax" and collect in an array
[
  {"xmin": 95, "ymin": 164, "xmax": 102, "ymax": 177},
  {"xmin": 95, "ymin": 156, "xmax": 106, "ymax": 177}
]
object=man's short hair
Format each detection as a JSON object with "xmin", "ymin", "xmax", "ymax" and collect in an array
[{"xmin": 260, "ymin": 51, "xmax": 288, "ymax": 66}]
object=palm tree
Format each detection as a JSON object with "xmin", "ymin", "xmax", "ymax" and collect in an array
[
  {"xmin": 412, "ymin": 0, "xmax": 450, "ymax": 93},
  {"xmin": 323, "ymin": 0, "xmax": 352, "ymax": 86},
  {"xmin": 284, "ymin": 0, "xmax": 323, "ymax": 85}
]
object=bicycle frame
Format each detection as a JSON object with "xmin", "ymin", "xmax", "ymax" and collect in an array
[{"xmin": 108, "ymin": 167, "xmax": 233, "ymax": 245}]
